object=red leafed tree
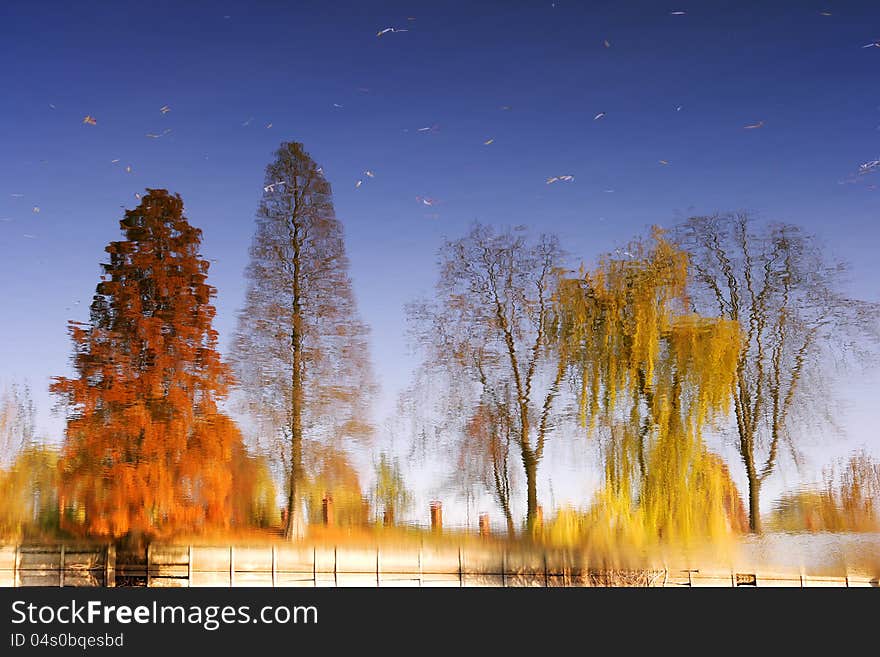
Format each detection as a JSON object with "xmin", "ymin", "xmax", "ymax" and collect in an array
[{"xmin": 52, "ymin": 189, "xmax": 241, "ymax": 544}]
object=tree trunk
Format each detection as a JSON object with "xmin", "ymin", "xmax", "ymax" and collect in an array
[
  {"xmin": 284, "ymin": 388, "xmax": 304, "ymax": 540},
  {"xmin": 503, "ymin": 506, "xmax": 516, "ymax": 539},
  {"xmin": 283, "ymin": 459, "xmax": 303, "ymax": 539},
  {"xmin": 747, "ymin": 472, "xmax": 762, "ymax": 533},
  {"xmin": 523, "ymin": 449, "xmax": 538, "ymax": 534},
  {"xmin": 116, "ymin": 531, "xmax": 147, "ymax": 556},
  {"xmin": 285, "ymin": 223, "xmax": 305, "ymax": 541}
]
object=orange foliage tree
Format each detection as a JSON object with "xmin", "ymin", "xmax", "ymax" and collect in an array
[{"xmin": 52, "ymin": 190, "xmax": 243, "ymax": 544}]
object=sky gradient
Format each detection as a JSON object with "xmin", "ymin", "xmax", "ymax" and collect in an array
[{"xmin": 1, "ymin": 0, "xmax": 878, "ymax": 524}]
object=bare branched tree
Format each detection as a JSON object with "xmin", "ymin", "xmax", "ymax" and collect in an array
[
  {"xmin": 677, "ymin": 213, "xmax": 880, "ymax": 532},
  {"xmin": 0, "ymin": 382, "xmax": 35, "ymax": 469},
  {"xmin": 407, "ymin": 223, "xmax": 567, "ymax": 534},
  {"xmin": 232, "ymin": 142, "xmax": 376, "ymax": 539}
]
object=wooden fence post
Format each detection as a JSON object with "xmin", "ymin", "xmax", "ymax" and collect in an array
[
  {"xmin": 230, "ymin": 546, "xmax": 234, "ymax": 587},
  {"xmin": 146, "ymin": 544, "xmax": 151, "ymax": 587},
  {"xmin": 13, "ymin": 545, "xmax": 19, "ymax": 588},
  {"xmin": 271, "ymin": 545, "xmax": 276, "ymax": 588},
  {"xmin": 59, "ymin": 545, "xmax": 65, "ymax": 588},
  {"xmin": 430, "ymin": 501, "xmax": 442, "ymax": 532},
  {"xmin": 323, "ymin": 496, "xmax": 334, "ymax": 526},
  {"xmin": 376, "ymin": 547, "xmax": 381, "ymax": 587},
  {"xmin": 105, "ymin": 544, "xmax": 116, "ymax": 588},
  {"xmin": 458, "ymin": 546, "xmax": 463, "ymax": 587},
  {"xmin": 479, "ymin": 514, "xmax": 490, "ymax": 537},
  {"xmin": 187, "ymin": 545, "xmax": 192, "ymax": 588}
]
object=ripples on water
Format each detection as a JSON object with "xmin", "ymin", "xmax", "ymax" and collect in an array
[
  {"xmin": 652, "ymin": 531, "xmax": 880, "ymax": 578},
  {"xmin": 733, "ymin": 531, "xmax": 880, "ymax": 577}
]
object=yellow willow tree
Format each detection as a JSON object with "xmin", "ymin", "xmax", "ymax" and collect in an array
[{"xmin": 554, "ymin": 229, "xmax": 744, "ymax": 546}]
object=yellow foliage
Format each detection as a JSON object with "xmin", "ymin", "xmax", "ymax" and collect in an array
[
  {"xmin": 303, "ymin": 447, "xmax": 370, "ymax": 526},
  {"xmin": 545, "ymin": 505, "xmax": 588, "ymax": 546},
  {"xmin": 0, "ymin": 445, "xmax": 60, "ymax": 540},
  {"xmin": 554, "ymin": 228, "xmax": 746, "ymax": 546},
  {"xmin": 768, "ymin": 452, "xmax": 880, "ymax": 532}
]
